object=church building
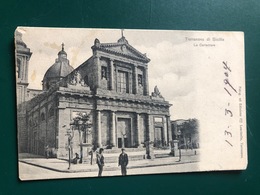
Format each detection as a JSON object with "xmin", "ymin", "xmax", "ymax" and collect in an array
[{"xmin": 16, "ymin": 31, "xmax": 172, "ymax": 160}]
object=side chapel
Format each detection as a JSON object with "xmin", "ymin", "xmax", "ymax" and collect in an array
[{"xmin": 16, "ymin": 31, "xmax": 172, "ymax": 159}]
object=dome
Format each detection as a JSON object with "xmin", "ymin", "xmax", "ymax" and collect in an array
[
  {"xmin": 58, "ymin": 43, "xmax": 67, "ymax": 57},
  {"xmin": 42, "ymin": 43, "xmax": 74, "ymax": 90},
  {"xmin": 43, "ymin": 60, "xmax": 74, "ymax": 79}
]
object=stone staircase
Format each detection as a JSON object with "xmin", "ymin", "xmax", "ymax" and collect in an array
[
  {"xmin": 103, "ymin": 148, "xmax": 146, "ymax": 163},
  {"xmin": 101, "ymin": 147, "xmax": 172, "ymax": 163},
  {"xmin": 103, "ymin": 147, "xmax": 145, "ymax": 154},
  {"xmin": 59, "ymin": 147, "xmax": 173, "ymax": 164}
]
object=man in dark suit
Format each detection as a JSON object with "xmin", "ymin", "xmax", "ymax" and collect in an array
[
  {"xmin": 118, "ymin": 148, "xmax": 128, "ymax": 176},
  {"xmin": 96, "ymin": 148, "xmax": 104, "ymax": 177}
]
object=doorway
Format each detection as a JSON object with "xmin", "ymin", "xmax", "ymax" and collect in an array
[
  {"xmin": 118, "ymin": 137, "xmax": 128, "ymax": 148},
  {"xmin": 117, "ymin": 118, "xmax": 131, "ymax": 148},
  {"xmin": 154, "ymin": 127, "xmax": 164, "ymax": 147}
]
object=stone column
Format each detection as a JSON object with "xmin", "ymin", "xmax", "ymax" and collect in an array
[
  {"xmin": 147, "ymin": 114, "xmax": 153, "ymax": 142},
  {"xmin": 115, "ymin": 66, "xmax": 118, "ymax": 92},
  {"xmin": 167, "ymin": 115, "xmax": 172, "ymax": 142},
  {"xmin": 133, "ymin": 64, "xmax": 138, "ymax": 94},
  {"xmin": 146, "ymin": 114, "xmax": 154, "ymax": 159},
  {"xmin": 136, "ymin": 113, "xmax": 140, "ymax": 147},
  {"xmin": 110, "ymin": 59, "xmax": 114, "ymax": 90},
  {"xmin": 96, "ymin": 110, "xmax": 102, "ymax": 147},
  {"xmin": 163, "ymin": 116, "xmax": 168, "ymax": 146},
  {"xmin": 25, "ymin": 57, "xmax": 29, "ymax": 82},
  {"xmin": 110, "ymin": 111, "xmax": 116, "ymax": 147},
  {"xmin": 144, "ymin": 66, "xmax": 149, "ymax": 96},
  {"xmin": 94, "ymin": 55, "xmax": 101, "ymax": 88},
  {"xmin": 128, "ymin": 72, "xmax": 133, "ymax": 94},
  {"xmin": 21, "ymin": 57, "xmax": 25, "ymax": 81}
]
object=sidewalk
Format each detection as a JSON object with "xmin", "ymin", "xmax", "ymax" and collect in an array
[{"xmin": 19, "ymin": 152, "xmax": 200, "ymax": 173}]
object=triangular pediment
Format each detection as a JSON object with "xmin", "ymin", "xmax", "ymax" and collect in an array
[{"xmin": 92, "ymin": 37, "xmax": 150, "ymax": 63}]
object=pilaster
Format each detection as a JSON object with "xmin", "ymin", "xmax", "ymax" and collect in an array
[
  {"xmin": 136, "ymin": 113, "xmax": 141, "ymax": 146},
  {"xmin": 110, "ymin": 59, "xmax": 114, "ymax": 90},
  {"xmin": 94, "ymin": 55, "xmax": 101, "ymax": 88},
  {"xmin": 110, "ymin": 111, "xmax": 116, "ymax": 147},
  {"xmin": 96, "ymin": 110, "xmax": 102, "ymax": 147},
  {"xmin": 167, "ymin": 115, "xmax": 172, "ymax": 142},
  {"xmin": 144, "ymin": 66, "xmax": 149, "ymax": 96},
  {"xmin": 147, "ymin": 114, "xmax": 153, "ymax": 142},
  {"xmin": 163, "ymin": 116, "xmax": 168, "ymax": 145},
  {"xmin": 133, "ymin": 64, "xmax": 138, "ymax": 94}
]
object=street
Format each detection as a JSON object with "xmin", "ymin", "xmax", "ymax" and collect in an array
[{"xmin": 19, "ymin": 161, "xmax": 199, "ymax": 180}]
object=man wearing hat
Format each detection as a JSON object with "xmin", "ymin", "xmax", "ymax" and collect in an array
[
  {"xmin": 96, "ymin": 148, "xmax": 104, "ymax": 177},
  {"xmin": 118, "ymin": 148, "xmax": 128, "ymax": 176}
]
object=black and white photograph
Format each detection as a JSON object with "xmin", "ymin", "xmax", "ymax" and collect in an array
[{"xmin": 15, "ymin": 27, "xmax": 246, "ymax": 180}]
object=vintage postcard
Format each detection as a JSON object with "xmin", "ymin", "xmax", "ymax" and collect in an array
[{"xmin": 15, "ymin": 27, "xmax": 247, "ymax": 180}]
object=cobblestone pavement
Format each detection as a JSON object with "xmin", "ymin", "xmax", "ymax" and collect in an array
[
  {"xmin": 19, "ymin": 160, "xmax": 199, "ymax": 181},
  {"xmin": 19, "ymin": 150, "xmax": 200, "ymax": 180},
  {"xmin": 20, "ymin": 150, "xmax": 199, "ymax": 171}
]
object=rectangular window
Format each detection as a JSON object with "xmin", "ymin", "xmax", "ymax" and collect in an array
[
  {"xmin": 138, "ymin": 74, "xmax": 143, "ymax": 86},
  {"xmin": 117, "ymin": 71, "xmax": 129, "ymax": 93},
  {"xmin": 83, "ymin": 130, "xmax": 87, "ymax": 143},
  {"xmin": 101, "ymin": 66, "xmax": 107, "ymax": 79}
]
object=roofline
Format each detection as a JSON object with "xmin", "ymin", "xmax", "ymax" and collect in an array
[{"xmin": 92, "ymin": 46, "xmax": 150, "ymax": 63}]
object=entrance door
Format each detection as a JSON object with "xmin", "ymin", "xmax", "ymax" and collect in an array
[
  {"xmin": 117, "ymin": 118, "xmax": 131, "ymax": 148},
  {"xmin": 154, "ymin": 127, "xmax": 164, "ymax": 147},
  {"xmin": 118, "ymin": 138, "xmax": 122, "ymax": 148}
]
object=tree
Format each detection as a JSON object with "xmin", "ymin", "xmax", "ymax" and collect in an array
[
  {"xmin": 181, "ymin": 118, "xmax": 199, "ymax": 149},
  {"xmin": 69, "ymin": 112, "xmax": 92, "ymax": 163},
  {"xmin": 182, "ymin": 119, "xmax": 199, "ymax": 134}
]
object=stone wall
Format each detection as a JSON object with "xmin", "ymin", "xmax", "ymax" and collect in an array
[
  {"xmin": 56, "ymin": 91, "xmax": 95, "ymax": 158},
  {"xmin": 57, "ymin": 108, "xmax": 70, "ymax": 158},
  {"xmin": 17, "ymin": 112, "xmax": 28, "ymax": 153},
  {"xmin": 26, "ymin": 89, "xmax": 58, "ymax": 156}
]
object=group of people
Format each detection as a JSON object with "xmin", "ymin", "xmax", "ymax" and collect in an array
[
  {"xmin": 96, "ymin": 148, "xmax": 128, "ymax": 177},
  {"xmin": 46, "ymin": 145, "xmax": 129, "ymax": 177}
]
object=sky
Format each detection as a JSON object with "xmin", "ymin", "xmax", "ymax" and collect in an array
[{"xmin": 17, "ymin": 27, "xmax": 200, "ymax": 120}]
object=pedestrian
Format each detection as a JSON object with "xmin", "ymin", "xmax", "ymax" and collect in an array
[
  {"xmin": 72, "ymin": 153, "xmax": 80, "ymax": 164},
  {"xmin": 96, "ymin": 148, "xmax": 104, "ymax": 177},
  {"xmin": 118, "ymin": 148, "xmax": 128, "ymax": 176},
  {"xmin": 89, "ymin": 146, "xmax": 97, "ymax": 165},
  {"xmin": 89, "ymin": 149, "xmax": 93, "ymax": 165},
  {"xmin": 45, "ymin": 145, "xmax": 49, "ymax": 159}
]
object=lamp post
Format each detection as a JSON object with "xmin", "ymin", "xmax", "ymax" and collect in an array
[
  {"xmin": 177, "ymin": 129, "xmax": 182, "ymax": 162},
  {"xmin": 67, "ymin": 134, "xmax": 72, "ymax": 169}
]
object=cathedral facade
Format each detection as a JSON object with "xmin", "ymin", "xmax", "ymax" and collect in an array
[{"xmin": 16, "ymin": 31, "xmax": 172, "ymax": 160}]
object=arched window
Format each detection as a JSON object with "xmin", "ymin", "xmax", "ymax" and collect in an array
[
  {"xmin": 41, "ymin": 112, "xmax": 45, "ymax": 121},
  {"xmin": 49, "ymin": 107, "xmax": 54, "ymax": 118},
  {"xmin": 17, "ymin": 58, "xmax": 21, "ymax": 79}
]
